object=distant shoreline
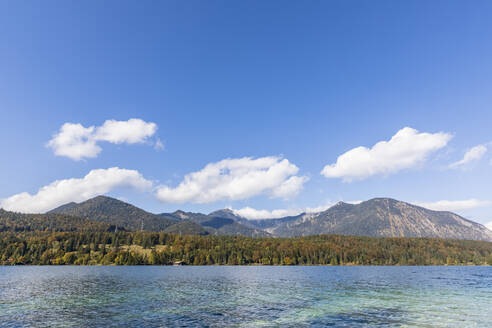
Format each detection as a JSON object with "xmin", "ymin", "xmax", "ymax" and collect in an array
[{"xmin": 2, "ymin": 231, "xmax": 491, "ymax": 266}]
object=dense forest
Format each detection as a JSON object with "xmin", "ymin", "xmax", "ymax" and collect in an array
[
  {"xmin": 0, "ymin": 209, "xmax": 118, "ymax": 232},
  {"xmin": 1, "ymin": 231, "xmax": 492, "ymax": 266}
]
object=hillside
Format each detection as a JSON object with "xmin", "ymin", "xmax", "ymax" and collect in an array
[
  {"xmin": 0, "ymin": 209, "xmax": 116, "ymax": 232},
  {"xmin": 160, "ymin": 209, "xmax": 270, "ymax": 237},
  {"xmin": 261, "ymin": 198, "xmax": 492, "ymax": 241},
  {"xmin": 1, "ymin": 231, "xmax": 492, "ymax": 265},
  {"xmin": 162, "ymin": 221, "xmax": 209, "ymax": 235},
  {"xmin": 48, "ymin": 196, "xmax": 177, "ymax": 231}
]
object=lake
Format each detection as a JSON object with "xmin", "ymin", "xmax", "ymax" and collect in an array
[{"xmin": 0, "ymin": 266, "xmax": 491, "ymax": 327}]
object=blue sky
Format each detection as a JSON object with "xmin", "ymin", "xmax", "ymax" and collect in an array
[{"xmin": 1, "ymin": 1, "xmax": 492, "ymax": 226}]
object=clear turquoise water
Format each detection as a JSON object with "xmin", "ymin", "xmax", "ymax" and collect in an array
[{"xmin": 0, "ymin": 266, "xmax": 491, "ymax": 327}]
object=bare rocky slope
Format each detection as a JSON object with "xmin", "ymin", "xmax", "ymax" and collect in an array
[{"xmin": 255, "ymin": 198, "xmax": 492, "ymax": 241}]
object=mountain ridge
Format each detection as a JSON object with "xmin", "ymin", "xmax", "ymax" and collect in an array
[
  {"xmin": 47, "ymin": 196, "xmax": 266, "ymax": 237},
  {"xmin": 48, "ymin": 196, "xmax": 178, "ymax": 231},
  {"xmin": 260, "ymin": 198, "xmax": 492, "ymax": 241},
  {"xmin": 42, "ymin": 196, "xmax": 492, "ymax": 241}
]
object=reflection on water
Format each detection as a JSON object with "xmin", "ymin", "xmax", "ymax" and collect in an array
[{"xmin": 0, "ymin": 266, "xmax": 491, "ymax": 327}]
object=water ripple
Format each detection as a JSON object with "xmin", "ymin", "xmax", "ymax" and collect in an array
[{"xmin": 0, "ymin": 266, "xmax": 491, "ymax": 327}]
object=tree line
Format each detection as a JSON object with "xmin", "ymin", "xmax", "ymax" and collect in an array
[{"xmin": 1, "ymin": 231, "xmax": 492, "ymax": 265}]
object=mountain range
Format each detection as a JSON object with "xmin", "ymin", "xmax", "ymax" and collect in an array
[
  {"xmin": 47, "ymin": 196, "xmax": 266, "ymax": 237},
  {"xmin": 3, "ymin": 195, "xmax": 491, "ymax": 241}
]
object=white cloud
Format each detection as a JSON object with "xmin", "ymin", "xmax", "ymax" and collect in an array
[
  {"xmin": 270, "ymin": 176, "xmax": 308, "ymax": 198},
  {"xmin": 46, "ymin": 123, "xmax": 101, "ymax": 160},
  {"xmin": 156, "ymin": 156, "xmax": 308, "ymax": 204},
  {"xmin": 232, "ymin": 207, "xmax": 304, "ymax": 219},
  {"xmin": 414, "ymin": 199, "xmax": 491, "ymax": 212},
  {"xmin": 321, "ymin": 127, "xmax": 452, "ymax": 182},
  {"xmin": 449, "ymin": 145, "xmax": 487, "ymax": 168},
  {"xmin": 485, "ymin": 221, "xmax": 492, "ymax": 231},
  {"xmin": 47, "ymin": 118, "xmax": 158, "ymax": 160},
  {"xmin": 232, "ymin": 204, "xmax": 332, "ymax": 220},
  {"xmin": 94, "ymin": 119, "xmax": 157, "ymax": 144},
  {"xmin": 345, "ymin": 200, "xmax": 363, "ymax": 205},
  {"xmin": 232, "ymin": 201, "xmax": 358, "ymax": 219},
  {"xmin": 0, "ymin": 167, "xmax": 153, "ymax": 213}
]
